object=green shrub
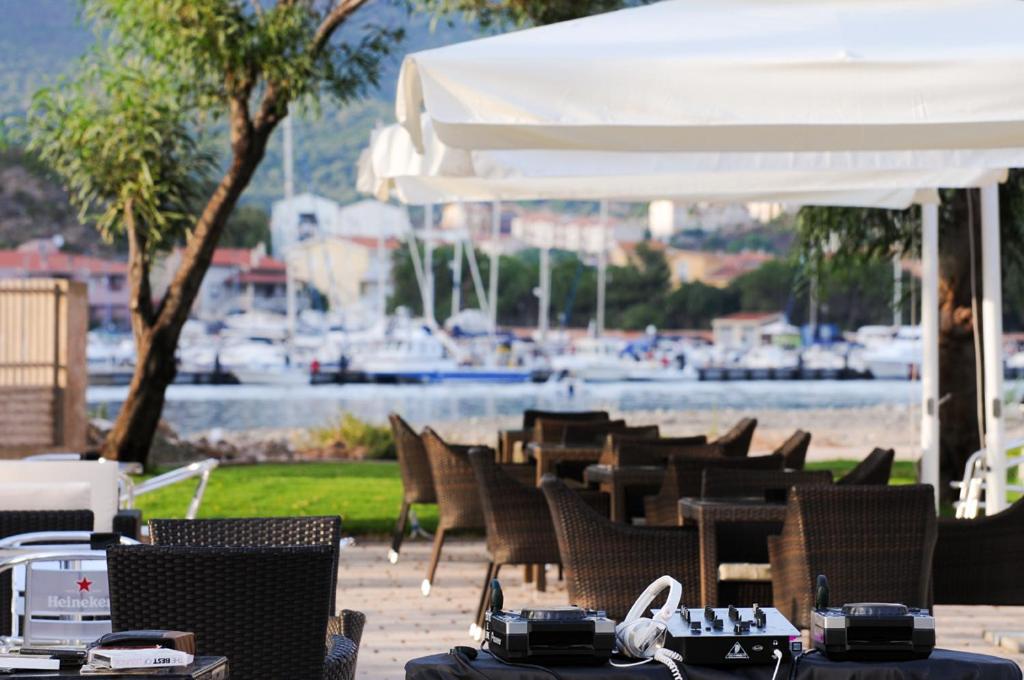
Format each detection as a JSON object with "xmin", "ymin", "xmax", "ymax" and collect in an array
[{"xmin": 311, "ymin": 414, "xmax": 395, "ymax": 460}]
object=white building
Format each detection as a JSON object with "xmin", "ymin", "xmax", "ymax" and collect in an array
[
  {"xmin": 270, "ymin": 193, "xmax": 411, "ymax": 257},
  {"xmin": 510, "ymin": 211, "xmax": 646, "ymax": 254}
]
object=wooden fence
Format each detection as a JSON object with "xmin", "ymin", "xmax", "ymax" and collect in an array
[{"xmin": 0, "ymin": 279, "xmax": 88, "ymax": 457}]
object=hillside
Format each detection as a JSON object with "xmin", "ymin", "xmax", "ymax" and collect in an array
[{"xmin": 0, "ymin": 0, "xmax": 482, "ymax": 210}]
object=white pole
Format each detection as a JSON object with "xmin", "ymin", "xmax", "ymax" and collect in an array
[
  {"xmin": 980, "ymin": 183, "xmax": 1007, "ymax": 514},
  {"xmin": 283, "ymin": 115, "xmax": 296, "ymax": 340},
  {"xmin": 465, "ymin": 236, "xmax": 490, "ymax": 320},
  {"xmin": 538, "ymin": 247, "xmax": 551, "ymax": 344},
  {"xmin": 283, "ymin": 116, "xmax": 295, "ymax": 203},
  {"xmin": 920, "ymin": 202, "xmax": 940, "ymax": 510},
  {"xmin": 286, "ymin": 253, "xmax": 296, "ymax": 349},
  {"xmin": 451, "ymin": 238, "xmax": 463, "ymax": 317},
  {"xmin": 405, "ymin": 231, "xmax": 429, "ymax": 317},
  {"xmin": 489, "ymin": 202, "xmax": 501, "ymax": 338},
  {"xmin": 597, "ymin": 200, "xmax": 608, "ymax": 337},
  {"xmin": 377, "ymin": 231, "xmax": 387, "ymax": 319},
  {"xmin": 423, "ymin": 204, "xmax": 435, "ymax": 324},
  {"xmin": 893, "ymin": 254, "xmax": 902, "ymax": 327}
]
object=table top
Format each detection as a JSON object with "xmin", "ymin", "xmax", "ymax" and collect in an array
[
  {"xmin": 678, "ymin": 497, "xmax": 788, "ymax": 523},
  {"xmin": 583, "ymin": 464, "xmax": 665, "ymax": 485},
  {"xmin": 2, "ymin": 656, "xmax": 228, "ymax": 678},
  {"xmin": 407, "ymin": 649, "xmax": 1023, "ymax": 680}
]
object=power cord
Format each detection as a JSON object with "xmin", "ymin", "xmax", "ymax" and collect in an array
[{"xmin": 770, "ymin": 648, "xmax": 784, "ymax": 680}]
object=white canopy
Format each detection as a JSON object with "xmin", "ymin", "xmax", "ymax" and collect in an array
[
  {"xmin": 360, "ymin": 121, "xmax": 1007, "ymax": 207},
  {"xmin": 397, "ymin": 0, "xmax": 1024, "ymax": 153}
]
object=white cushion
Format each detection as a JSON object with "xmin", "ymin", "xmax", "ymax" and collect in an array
[
  {"xmin": 0, "ymin": 461, "xmax": 119, "ymax": 530},
  {"xmin": 0, "ymin": 482, "xmax": 92, "ymax": 515}
]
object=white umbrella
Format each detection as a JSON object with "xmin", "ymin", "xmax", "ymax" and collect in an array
[{"xmin": 397, "ymin": 0, "xmax": 1024, "ymax": 154}]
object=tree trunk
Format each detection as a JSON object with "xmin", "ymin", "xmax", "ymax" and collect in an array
[
  {"xmin": 101, "ymin": 102, "xmax": 276, "ymax": 466},
  {"xmin": 937, "ymin": 189, "xmax": 985, "ymax": 501}
]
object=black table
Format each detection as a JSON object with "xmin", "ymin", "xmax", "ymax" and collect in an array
[
  {"xmin": 4, "ymin": 656, "xmax": 228, "ymax": 678},
  {"xmin": 407, "ymin": 649, "xmax": 1022, "ymax": 680}
]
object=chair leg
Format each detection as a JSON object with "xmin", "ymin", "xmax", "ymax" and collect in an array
[
  {"xmin": 422, "ymin": 527, "xmax": 446, "ymax": 596},
  {"xmin": 536, "ymin": 564, "xmax": 546, "ymax": 592},
  {"xmin": 473, "ymin": 563, "xmax": 502, "ymax": 637},
  {"xmin": 388, "ymin": 500, "xmax": 411, "ymax": 564}
]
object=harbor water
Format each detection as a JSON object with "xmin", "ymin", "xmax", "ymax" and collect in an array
[{"xmin": 87, "ymin": 380, "xmax": 922, "ymax": 436}]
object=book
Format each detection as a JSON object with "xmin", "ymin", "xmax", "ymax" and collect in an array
[
  {"xmin": 0, "ymin": 652, "xmax": 61, "ymax": 671},
  {"xmin": 86, "ymin": 646, "xmax": 194, "ymax": 670}
]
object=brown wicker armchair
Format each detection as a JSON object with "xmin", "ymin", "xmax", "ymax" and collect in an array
[
  {"xmin": 388, "ymin": 414, "xmax": 437, "ymax": 562},
  {"xmin": 836, "ymin": 447, "xmax": 895, "ymax": 485},
  {"xmin": 598, "ymin": 435, "xmax": 708, "ymax": 467},
  {"xmin": 701, "ymin": 468, "xmax": 833, "ymax": 499},
  {"xmin": 933, "ymin": 497, "xmax": 1024, "ymax": 605},
  {"xmin": 768, "ymin": 485, "xmax": 936, "ymax": 628},
  {"xmin": 774, "ymin": 430, "xmax": 811, "ymax": 470},
  {"xmin": 643, "ymin": 454, "xmax": 785, "ymax": 526},
  {"xmin": 541, "ymin": 475, "xmax": 700, "ymax": 620},
  {"xmin": 420, "ymin": 428, "xmax": 501, "ymax": 596},
  {"xmin": 534, "ymin": 418, "xmax": 626, "ymax": 444},
  {"xmin": 712, "ymin": 417, "xmax": 758, "ymax": 457},
  {"xmin": 468, "ymin": 450, "xmax": 609, "ymax": 635}
]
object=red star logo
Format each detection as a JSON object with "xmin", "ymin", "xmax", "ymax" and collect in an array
[{"xmin": 76, "ymin": 577, "xmax": 92, "ymax": 592}]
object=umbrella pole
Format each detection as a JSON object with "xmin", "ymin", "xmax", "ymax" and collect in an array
[
  {"xmin": 424, "ymin": 204, "xmax": 435, "ymax": 324},
  {"xmin": 489, "ymin": 202, "xmax": 501, "ymax": 338},
  {"xmin": 980, "ymin": 183, "xmax": 1007, "ymax": 514},
  {"xmin": 920, "ymin": 201, "xmax": 940, "ymax": 510},
  {"xmin": 597, "ymin": 200, "xmax": 608, "ymax": 337}
]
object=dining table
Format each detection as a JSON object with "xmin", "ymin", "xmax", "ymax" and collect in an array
[
  {"xmin": 528, "ymin": 442, "xmax": 604, "ymax": 485},
  {"xmin": 582, "ymin": 463, "xmax": 665, "ymax": 523},
  {"xmin": 677, "ymin": 496, "xmax": 789, "ymax": 606}
]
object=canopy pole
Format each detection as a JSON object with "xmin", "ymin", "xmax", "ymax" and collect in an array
[
  {"xmin": 538, "ymin": 247, "xmax": 551, "ymax": 345},
  {"xmin": 488, "ymin": 202, "xmax": 501, "ymax": 338},
  {"xmin": 981, "ymin": 183, "xmax": 1007, "ymax": 514},
  {"xmin": 451, "ymin": 237, "xmax": 463, "ymax": 317},
  {"xmin": 405, "ymin": 229, "xmax": 429, "ymax": 319},
  {"xmin": 920, "ymin": 202, "xmax": 940, "ymax": 510},
  {"xmin": 423, "ymin": 204, "xmax": 435, "ymax": 324},
  {"xmin": 377, "ymin": 230, "xmax": 387, "ymax": 319},
  {"xmin": 465, "ymin": 234, "xmax": 489, "ymax": 321},
  {"xmin": 597, "ymin": 200, "xmax": 608, "ymax": 337}
]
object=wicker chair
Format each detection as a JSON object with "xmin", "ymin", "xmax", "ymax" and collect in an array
[
  {"xmin": 701, "ymin": 468, "xmax": 833, "ymax": 499},
  {"xmin": 541, "ymin": 475, "xmax": 700, "ymax": 620},
  {"xmin": 149, "ymin": 517, "xmax": 344, "ymax": 616},
  {"xmin": 599, "ymin": 436, "xmax": 711, "ymax": 467},
  {"xmin": 836, "ymin": 447, "xmax": 895, "ymax": 485},
  {"xmin": 562, "ymin": 422, "xmax": 658, "ymax": 446},
  {"xmin": 0, "ymin": 509, "xmax": 94, "ymax": 636},
  {"xmin": 420, "ymin": 428, "xmax": 502, "ymax": 596},
  {"xmin": 933, "ymin": 497, "xmax": 1024, "ymax": 605},
  {"xmin": 500, "ymin": 411, "xmax": 610, "ymax": 462},
  {"xmin": 107, "ymin": 545, "xmax": 358, "ymax": 680},
  {"xmin": 534, "ymin": 418, "xmax": 627, "ymax": 445},
  {"xmin": 768, "ymin": 485, "xmax": 936, "ymax": 628},
  {"xmin": 774, "ymin": 430, "xmax": 811, "ymax": 470},
  {"xmin": 643, "ymin": 454, "xmax": 785, "ymax": 526},
  {"xmin": 387, "ymin": 414, "xmax": 437, "ymax": 562},
  {"xmin": 712, "ymin": 417, "xmax": 758, "ymax": 457},
  {"xmin": 467, "ymin": 450, "xmax": 591, "ymax": 633}
]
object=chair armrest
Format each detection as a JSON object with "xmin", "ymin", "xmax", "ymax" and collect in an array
[
  {"xmin": 323, "ymin": 634, "xmax": 359, "ymax": 680},
  {"xmin": 113, "ymin": 509, "xmax": 143, "ymax": 541},
  {"xmin": 328, "ymin": 609, "xmax": 366, "ymax": 647}
]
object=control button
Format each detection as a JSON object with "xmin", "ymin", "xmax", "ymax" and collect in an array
[
  {"xmin": 704, "ymin": 606, "xmax": 715, "ymax": 621},
  {"xmin": 728, "ymin": 605, "xmax": 740, "ymax": 621}
]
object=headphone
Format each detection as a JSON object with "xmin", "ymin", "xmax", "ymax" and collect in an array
[{"xmin": 615, "ymin": 575, "xmax": 683, "ymax": 659}]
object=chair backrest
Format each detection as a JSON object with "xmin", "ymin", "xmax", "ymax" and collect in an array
[
  {"xmin": 468, "ymin": 450, "xmax": 560, "ymax": 566},
  {"xmin": 534, "ymin": 418, "xmax": 626, "ymax": 445},
  {"xmin": 775, "ymin": 430, "xmax": 811, "ymax": 470},
  {"xmin": 541, "ymin": 475, "xmax": 700, "ymax": 620},
  {"xmin": 149, "ymin": 517, "xmax": 342, "ymax": 613},
  {"xmin": 664, "ymin": 454, "xmax": 786, "ymax": 499},
  {"xmin": 563, "ymin": 421, "xmax": 652, "ymax": 446},
  {"xmin": 0, "ymin": 510, "xmax": 94, "ymax": 638},
  {"xmin": 388, "ymin": 414, "xmax": 437, "ymax": 504},
  {"xmin": 107, "ymin": 544, "xmax": 334, "ymax": 680},
  {"xmin": 713, "ymin": 417, "xmax": 758, "ymax": 457},
  {"xmin": 837, "ymin": 448, "xmax": 895, "ymax": 485},
  {"xmin": 784, "ymin": 485, "xmax": 936, "ymax": 612},
  {"xmin": 701, "ymin": 468, "xmax": 832, "ymax": 499},
  {"xmin": 421, "ymin": 428, "xmax": 486, "ymax": 531},
  {"xmin": 600, "ymin": 436, "xmax": 710, "ymax": 467},
  {"xmin": 522, "ymin": 410, "xmax": 609, "ymax": 429},
  {"xmin": 0, "ymin": 461, "xmax": 119, "ymax": 531}
]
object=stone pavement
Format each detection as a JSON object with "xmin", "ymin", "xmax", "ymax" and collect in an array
[{"xmin": 338, "ymin": 539, "xmax": 1024, "ymax": 680}]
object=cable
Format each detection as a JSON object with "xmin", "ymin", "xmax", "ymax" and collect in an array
[
  {"xmin": 967, "ymin": 188, "xmax": 987, "ymax": 452},
  {"xmin": 479, "ymin": 643, "xmax": 567, "ymax": 680},
  {"xmin": 770, "ymin": 648, "xmax": 784, "ymax": 680},
  {"xmin": 655, "ymin": 648, "xmax": 687, "ymax": 680}
]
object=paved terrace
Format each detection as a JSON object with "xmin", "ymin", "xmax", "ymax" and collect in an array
[{"xmin": 339, "ymin": 539, "xmax": 1024, "ymax": 680}]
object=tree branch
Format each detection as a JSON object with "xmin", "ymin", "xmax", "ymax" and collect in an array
[
  {"xmin": 124, "ymin": 199, "xmax": 154, "ymax": 339},
  {"xmin": 311, "ymin": 0, "xmax": 369, "ymax": 55}
]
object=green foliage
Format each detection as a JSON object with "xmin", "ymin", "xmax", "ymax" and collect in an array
[
  {"xmin": 310, "ymin": 413, "xmax": 396, "ymax": 460},
  {"xmin": 417, "ymin": 0, "xmax": 649, "ymax": 28},
  {"xmin": 661, "ymin": 282, "xmax": 739, "ymax": 330},
  {"xmin": 220, "ymin": 204, "xmax": 271, "ymax": 249}
]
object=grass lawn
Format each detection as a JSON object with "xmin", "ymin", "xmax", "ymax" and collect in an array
[{"xmin": 132, "ymin": 459, "xmax": 922, "ymax": 538}]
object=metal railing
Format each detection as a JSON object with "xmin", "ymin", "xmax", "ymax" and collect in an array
[
  {"xmin": 121, "ymin": 458, "xmax": 219, "ymax": 520},
  {"xmin": 950, "ymin": 438, "xmax": 1024, "ymax": 518}
]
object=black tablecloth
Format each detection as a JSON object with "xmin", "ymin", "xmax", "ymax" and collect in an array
[
  {"xmin": 4, "ymin": 656, "xmax": 228, "ymax": 678},
  {"xmin": 406, "ymin": 649, "xmax": 1022, "ymax": 680}
]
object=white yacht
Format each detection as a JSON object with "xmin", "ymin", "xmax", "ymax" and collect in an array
[{"xmin": 861, "ymin": 326, "xmax": 922, "ymax": 379}]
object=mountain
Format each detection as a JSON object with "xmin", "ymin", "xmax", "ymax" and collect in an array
[{"xmin": 0, "ymin": 0, "xmax": 484, "ymax": 210}]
